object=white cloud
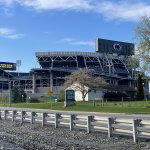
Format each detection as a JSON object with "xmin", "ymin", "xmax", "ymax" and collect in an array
[
  {"xmin": 62, "ymin": 38, "xmax": 75, "ymax": 42},
  {"xmin": 0, "ymin": 0, "xmax": 93, "ymax": 11},
  {"xmin": 0, "ymin": 27, "xmax": 24, "ymax": 39},
  {"xmin": 0, "ymin": 0, "xmax": 16, "ymax": 6},
  {"xmin": 72, "ymin": 40, "xmax": 94, "ymax": 47},
  {"xmin": 61, "ymin": 38, "xmax": 94, "ymax": 47},
  {"xmin": 95, "ymin": 1, "xmax": 150, "ymax": 22},
  {"xmin": 1, "ymin": 0, "xmax": 150, "ymax": 22}
]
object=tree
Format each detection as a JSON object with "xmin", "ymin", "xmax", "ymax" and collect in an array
[
  {"xmin": 136, "ymin": 73, "xmax": 144, "ymax": 99},
  {"xmin": 64, "ymin": 69, "xmax": 106, "ymax": 101},
  {"xmin": 11, "ymin": 86, "xmax": 20, "ymax": 103},
  {"xmin": 135, "ymin": 16, "xmax": 150, "ymax": 73},
  {"xmin": 125, "ymin": 55, "xmax": 139, "ymax": 71},
  {"xmin": 11, "ymin": 87, "xmax": 27, "ymax": 103}
]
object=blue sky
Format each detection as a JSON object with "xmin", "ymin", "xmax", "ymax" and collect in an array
[{"xmin": 0, "ymin": 0, "xmax": 150, "ymax": 72}]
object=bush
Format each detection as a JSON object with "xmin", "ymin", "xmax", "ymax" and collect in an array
[
  {"xmin": 104, "ymin": 92, "xmax": 128, "ymax": 101},
  {"xmin": 28, "ymin": 98, "xmax": 40, "ymax": 103},
  {"xmin": 58, "ymin": 90, "xmax": 65, "ymax": 102}
]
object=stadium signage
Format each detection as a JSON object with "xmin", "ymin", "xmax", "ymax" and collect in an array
[
  {"xmin": 0, "ymin": 62, "xmax": 16, "ymax": 70},
  {"xmin": 96, "ymin": 38, "xmax": 134, "ymax": 56},
  {"xmin": 113, "ymin": 43, "xmax": 122, "ymax": 51},
  {"xmin": 64, "ymin": 88, "xmax": 76, "ymax": 107}
]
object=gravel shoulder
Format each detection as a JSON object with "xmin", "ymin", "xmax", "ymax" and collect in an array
[{"xmin": 0, "ymin": 120, "xmax": 150, "ymax": 150}]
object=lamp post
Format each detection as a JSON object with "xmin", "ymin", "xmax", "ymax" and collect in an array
[
  {"xmin": 8, "ymin": 81, "xmax": 11, "ymax": 107},
  {"xmin": 21, "ymin": 94, "xmax": 24, "ymax": 103},
  {"xmin": 16, "ymin": 60, "xmax": 21, "ymax": 77}
]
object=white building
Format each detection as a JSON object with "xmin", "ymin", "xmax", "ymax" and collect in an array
[{"xmin": 68, "ymin": 82, "xmax": 104, "ymax": 101}]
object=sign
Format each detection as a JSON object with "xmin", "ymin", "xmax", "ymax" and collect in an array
[
  {"xmin": 113, "ymin": 43, "xmax": 122, "ymax": 51},
  {"xmin": 0, "ymin": 62, "xmax": 16, "ymax": 70},
  {"xmin": 65, "ymin": 89, "xmax": 76, "ymax": 107},
  {"xmin": 96, "ymin": 38, "xmax": 134, "ymax": 56}
]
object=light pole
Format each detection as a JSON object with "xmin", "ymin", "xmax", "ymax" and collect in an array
[
  {"xmin": 16, "ymin": 60, "xmax": 21, "ymax": 77},
  {"xmin": 22, "ymin": 94, "xmax": 24, "ymax": 103},
  {"xmin": 8, "ymin": 81, "xmax": 11, "ymax": 107}
]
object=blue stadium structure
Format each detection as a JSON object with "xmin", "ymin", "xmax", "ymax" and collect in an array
[{"xmin": 0, "ymin": 38, "xmax": 149, "ymax": 98}]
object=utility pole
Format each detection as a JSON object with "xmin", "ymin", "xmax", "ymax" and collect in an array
[{"xmin": 9, "ymin": 81, "xmax": 11, "ymax": 107}]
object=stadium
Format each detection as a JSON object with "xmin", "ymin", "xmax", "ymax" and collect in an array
[{"xmin": 0, "ymin": 38, "xmax": 149, "ymax": 99}]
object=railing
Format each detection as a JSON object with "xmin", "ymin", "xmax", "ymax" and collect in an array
[{"xmin": 0, "ymin": 108, "xmax": 150, "ymax": 143}]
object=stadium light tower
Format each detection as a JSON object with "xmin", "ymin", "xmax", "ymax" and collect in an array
[{"xmin": 16, "ymin": 60, "xmax": 21, "ymax": 76}]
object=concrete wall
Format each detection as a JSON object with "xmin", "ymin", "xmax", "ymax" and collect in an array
[{"xmin": 28, "ymin": 86, "xmax": 64, "ymax": 98}]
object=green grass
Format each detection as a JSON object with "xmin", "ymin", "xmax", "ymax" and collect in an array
[{"xmin": 0, "ymin": 100, "xmax": 150, "ymax": 114}]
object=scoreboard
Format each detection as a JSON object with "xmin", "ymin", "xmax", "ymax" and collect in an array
[
  {"xmin": 96, "ymin": 38, "xmax": 134, "ymax": 56},
  {"xmin": 0, "ymin": 62, "xmax": 16, "ymax": 70}
]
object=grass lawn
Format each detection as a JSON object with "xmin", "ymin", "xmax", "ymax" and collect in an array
[{"xmin": 0, "ymin": 100, "xmax": 150, "ymax": 114}]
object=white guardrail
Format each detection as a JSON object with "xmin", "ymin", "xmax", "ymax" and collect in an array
[{"xmin": 0, "ymin": 108, "xmax": 150, "ymax": 143}]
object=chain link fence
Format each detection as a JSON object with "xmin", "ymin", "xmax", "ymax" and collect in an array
[{"xmin": 0, "ymin": 91, "xmax": 9, "ymax": 106}]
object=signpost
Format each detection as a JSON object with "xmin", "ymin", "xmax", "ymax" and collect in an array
[
  {"xmin": 48, "ymin": 89, "xmax": 53, "ymax": 108},
  {"xmin": 64, "ymin": 88, "xmax": 76, "ymax": 107},
  {"xmin": 8, "ymin": 82, "xmax": 11, "ymax": 107}
]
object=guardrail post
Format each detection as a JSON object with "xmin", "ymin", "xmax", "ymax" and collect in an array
[
  {"xmin": 42, "ymin": 112, "xmax": 46, "ymax": 127},
  {"xmin": 70, "ymin": 114, "xmax": 75, "ymax": 131},
  {"xmin": 21, "ymin": 111, "xmax": 24, "ymax": 123},
  {"xmin": 4, "ymin": 110, "xmax": 7, "ymax": 120},
  {"xmin": 87, "ymin": 116, "xmax": 93, "ymax": 133},
  {"xmin": 108, "ymin": 118, "xmax": 113, "ymax": 138},
  {"xmin": 0, "ymin": 110, "xmax": 1, "ymax": 119},
  {"xmin": 132, "ymin": 119, "xmax": 140, "ymax": 143},
  {"xmin": 55, "ymin": 114, "xmax": 59, "ymax": 128},
  {"xmin": 31, "ymin": 112, "xmax": 35, "ymax": 124},
  {"xmin": 12, "ymin": 110, "xmax": 16, "ymax": 122}
]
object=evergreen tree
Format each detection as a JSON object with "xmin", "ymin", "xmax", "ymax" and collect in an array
[
  {"xmin": 11, "ymin": 87, "xmax": 27, "ymax": 103},
  {"xmin": 136, "ymin": 73, "xmax": 144, "ymax": 99},
  {"xmin": 11, "ymin": 86, "xmax": 19, "ymax": 103}
]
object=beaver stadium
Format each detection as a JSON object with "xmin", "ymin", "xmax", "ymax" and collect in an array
[{"xmin": 0, "ymin": 38, "xmax": 149, "ymax": 99}]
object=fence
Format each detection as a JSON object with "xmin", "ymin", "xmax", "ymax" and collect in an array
[
  {"xmin": 0, "ymin": 108, "xmax": 150, "ymax": 143},
  {"xmin": 0, "ymin": 92, "xmax": 9, "ymax": 104}
]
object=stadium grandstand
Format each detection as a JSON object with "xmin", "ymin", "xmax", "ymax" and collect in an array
[{"xmin": 0, "ymin": 38, "xmax": 149, "ymax": 98}]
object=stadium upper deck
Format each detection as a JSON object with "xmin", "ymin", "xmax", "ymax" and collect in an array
[{"xmin": 35, "ymin": 51, "xmax": 129, "ymax": 77}]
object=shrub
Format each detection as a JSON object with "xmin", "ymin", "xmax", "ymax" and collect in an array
[
  {"xmin": 104, "ymin": 92, "xmax": 128, "ymax": 101},
  {"xmin": 58, "ymin": 90, "xmax": 65, "ymax": 101},
  {"xmin": 28, "ymin": 98, "xmax": 40, "ymax": 103}
]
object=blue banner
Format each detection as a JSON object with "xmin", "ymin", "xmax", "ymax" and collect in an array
[{"xmin": 0, "ymin": 62, "xmax": 16, "ymax": 70}]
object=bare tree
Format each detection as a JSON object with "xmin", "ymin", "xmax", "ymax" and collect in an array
[
  {"xmin": 135, "ymin": 16, "xmax": 150, "ymax": 74},
  {"xmin": 64, "ymin": 69, "xmax": 106, "ymax": 101},
  {"xmin": 125, "ymin": 55, "xmax": 139, "ymax": 71}
]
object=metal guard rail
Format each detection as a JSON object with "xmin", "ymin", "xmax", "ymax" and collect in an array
[{"xmin": 0, "ymin": 108, "xmax": 150, "ymax": 143}]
